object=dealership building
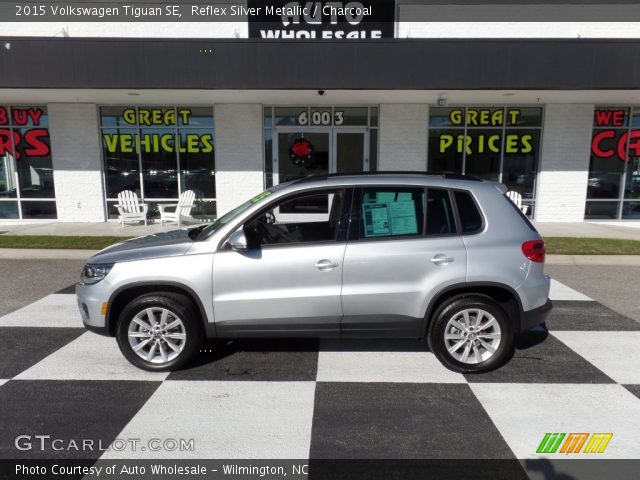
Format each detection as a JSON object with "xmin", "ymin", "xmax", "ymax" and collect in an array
[{"xmin": 1, "ymin": 5, "xmax": 640, "ymax": 223}]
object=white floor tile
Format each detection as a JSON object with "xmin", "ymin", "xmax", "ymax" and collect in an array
[
  {"xmin": 0, "ymin": 294, "xmax": 83, "ymax": 328},
  {"xmin": 101, "ymin": 381, "xmax": 316, "ymax": 459},
  {"xmin": 470, "ymin": 383, "xmax": 640, "ymax": 459},
  {"xmin": 14, "ymin": 332, "xmax": 169, "ymax": 381},
  {"xmin": 551, "ymin": 331, "xmax": 640, "ymax": 384},
  {"xmin": 549, "ymin": 279, "xmax": 593, "ymax": 301},
  {"xmin": 317, "ymin": 348, "xmax": 466, "ymax": 383}
]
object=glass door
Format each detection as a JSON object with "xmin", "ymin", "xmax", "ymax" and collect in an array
[
  {"xmin": 274, "ymin": 129, "xmax": 332, "ymax": 221},
  {"xmin": 274, "ymin": 130, "xmax": 331, "ymax": 185},
  {"xmin": 333, "ymin": 128, "xmax": 368, "ymax": 174}
]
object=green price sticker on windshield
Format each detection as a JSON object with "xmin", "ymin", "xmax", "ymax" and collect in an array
[{"xmin": 250, "ymin": 191, "xmax": 272, "ymax": 203}]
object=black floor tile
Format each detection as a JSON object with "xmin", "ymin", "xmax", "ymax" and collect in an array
[
  {"xmin": 0, "ymin": 380, "xmax": 160, "ymax": 459},
  {"xmin": 466, "ymin": 330, "xmax": 615, "ymax": 384},
  {"xmin": 546, "ymin": 301, "xmax": 640, "ymax": 331},
  {"xmin": 0, "ymin": 327, "xmax": 85, "ymax": 378},
  {"xmin": 623, "ymin": 384, "xmax": 640, "ymax": 400},
  {"xmin": 168, "ymin": 338, "xmax": 319, "ymax": 381},
  {"xmin": 310, "ymin": 383, "xmax": 515, "ymax": 459},
  {"xmin": 54, "ymin": 285, "xmax": 76, "ymax": 295}
]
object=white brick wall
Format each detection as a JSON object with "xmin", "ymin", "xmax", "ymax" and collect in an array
[
  {"xmin": 378, "ymin": 104, "xmax": 429, "ymax": 171},
  {"xmin": 214, "ymin": 104, "xmax": 264, "ymax": 216},
  {"xmin": 535, "ymin": 104, "xmax": 594, "ymax": 222},
  {"xmin": 48, "ymin": 104, "xmax": 106, "ymax": 222}
]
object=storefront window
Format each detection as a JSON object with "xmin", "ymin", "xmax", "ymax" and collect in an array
[
  {"xmin": 100, "ymin": 106, "xmax": 216, "ymax": 220},
  {"xmin": 428, "ymin": 106, "xmax": 543, "ymax": 216},
  {"xmin": 586, "ymin": 107, "xmax": 640, "ymax": 219},
  {"xmin": 0, "ymin": 105, "xmax": 56, "ymax": 219}
]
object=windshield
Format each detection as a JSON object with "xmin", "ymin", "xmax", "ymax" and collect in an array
[{"xmin": 194, "ymin": 189, "xmax": 274, "ymax": 241}]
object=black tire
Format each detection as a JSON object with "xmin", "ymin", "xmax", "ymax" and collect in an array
[
  {"xmin": 116, "ymin": 292, "xmax": 204, "ymax": 372},
  {"xmin": 428, "ymin": 295, "xmax": 514, "ymax": 374}
]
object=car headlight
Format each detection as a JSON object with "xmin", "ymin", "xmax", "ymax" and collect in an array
[{"xmin": 80, "ymin": 263, "xmax": 114, "ymax": 285}]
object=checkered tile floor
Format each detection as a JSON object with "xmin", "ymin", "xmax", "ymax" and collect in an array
[{"xmin": 1, "ymin": 279, "xmax": 639, "ymax": 464}]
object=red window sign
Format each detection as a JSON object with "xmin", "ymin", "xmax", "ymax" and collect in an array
[
  {"xmin": 594, "ymin": 109, "xmax": 626, "ymax": 127},
  {"xmin": 0, "ymin": 107, "xmax": 50, "ymax": 159},
  {"xmin": 591, "ymin": 109, "xmax": 637, "ymax": 162}
]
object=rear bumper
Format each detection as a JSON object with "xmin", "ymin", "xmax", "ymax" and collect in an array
[{"xmin": 519, "ymin": 299, "xmax": 553, "ymax": 333}]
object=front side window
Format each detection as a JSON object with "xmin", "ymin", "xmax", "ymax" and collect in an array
[
  {"xmin": 245, "ymin": 190, "xmax": 345, "ymax": 246},
  {"xmin": 359, "ymin": 187, "xmax": 425, "ymax": 239}
]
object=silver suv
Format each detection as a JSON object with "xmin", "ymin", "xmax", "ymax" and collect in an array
[{"xmin": 77, "ymin": 173, "xmax": 551, "ymax": 373}]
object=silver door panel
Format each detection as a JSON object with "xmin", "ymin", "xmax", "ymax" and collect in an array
[
  {"xmin": 212, "ymin": 243, "xmax": 346, "ymax": 334},
  {"xmin": 341, "ymin": 237, "xmax": 467, "ymax": 333}
]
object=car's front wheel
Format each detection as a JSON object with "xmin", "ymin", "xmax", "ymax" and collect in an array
[
  {"xmin": 116, "ymin": 293, "xmax": 203, "ymax": 372},
  {"xmin": 428, "ymin": 295, "xmax": 514, "ymax": 373}
]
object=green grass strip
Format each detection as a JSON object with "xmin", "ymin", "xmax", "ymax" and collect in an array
[
  {"xmin": 544, "ymin": 237, "xmax": 640, "ymax": 255},
  {"xmin": 0, "ymin": 235, "xmax": 132, "ymax": 250}
]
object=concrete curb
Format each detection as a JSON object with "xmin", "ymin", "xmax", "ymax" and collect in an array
[
  {"xmin": 0, "ymin": 249, "xmax": 98, "ymax": 260},
  {"xmin": 545, "ymin": 254, "xmax": 640, "ymax": 266}
]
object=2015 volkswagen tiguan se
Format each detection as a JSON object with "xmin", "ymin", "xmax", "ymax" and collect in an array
[{"xmin": 76, "ymin": 173, "xmax": 552, "ymax": 373}]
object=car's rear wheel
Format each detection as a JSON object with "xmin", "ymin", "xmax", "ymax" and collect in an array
[
  {"xmin": 116, "ymin": 293, "xmax": 203, "ymax": 372},
  {"xmin": 428, "ymin": 295, "xmax": 514, "ymax": 373}
]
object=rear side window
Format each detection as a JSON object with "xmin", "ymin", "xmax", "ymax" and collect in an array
[
  {"xmin": 454, "ymin": 191, "xmax": 483, "ymax": 233},
  {"xmin": 359, "ymin": 187, "xmax": 425, "ymax": 239},
  {"xmin": 426, "ymin": 189, "xmax": 456, "ymax": 235}
]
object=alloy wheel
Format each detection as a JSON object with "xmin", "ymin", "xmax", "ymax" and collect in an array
[
  {"xmin": 443, "ymin": 308, "xmax": 502, "ymax": 364},
  {"xmin": 127, "ymin": 307, "xmax": 187, "ymax": 364}
]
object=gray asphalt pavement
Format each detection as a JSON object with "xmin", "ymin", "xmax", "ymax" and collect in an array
[
  {"xmin": 0, "ymin": 259, "xmax": 84, "ymax": 317},
  {"xmin": 546, "ymin": 265, "xmax": 640, "ymax": 322}
]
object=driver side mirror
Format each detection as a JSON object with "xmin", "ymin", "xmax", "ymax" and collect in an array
[{"xmin": 227, "ymin": 229, "xmax": 249, "ymax": 252}]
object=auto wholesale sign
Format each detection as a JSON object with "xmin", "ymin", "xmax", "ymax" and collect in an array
[{"xmin": 248, "ymin": 1, "xmax": 395, "ymax": 39}]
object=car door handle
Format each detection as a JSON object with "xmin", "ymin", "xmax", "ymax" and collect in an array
[
  {"xmin": 431, "ymin": 254, "xmax": 454, "ymax": 266},
  {"xmin": 315, "ymin": 259, "xmax": 339, "ymax": 270}
]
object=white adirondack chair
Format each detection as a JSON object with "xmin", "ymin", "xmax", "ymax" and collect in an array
[
  {"xmin": 115, "ymin": 190, "xmax": 148, "ymax": 227},
  {"xmin": 159, "ymin": 190, "xmax": 196, "ymax": 227},
  {"xmin": 506, "ymin": 190, "xmax": 529, "ymax": 215}
]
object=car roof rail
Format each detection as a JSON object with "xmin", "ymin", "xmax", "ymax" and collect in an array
[{"xmin": 291, "ymin": 171, "xmax": 482, "ymax": 184}]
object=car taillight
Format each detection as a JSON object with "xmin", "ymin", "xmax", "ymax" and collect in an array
[{"xmin": 522, "ymin": 240, "xmax": 546, "ymax": 263}]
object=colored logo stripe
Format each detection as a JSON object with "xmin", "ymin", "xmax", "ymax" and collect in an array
[
  {"xmin": 537, "ymin": 433, "xmax": 613, "ymax": 454},
  {"xmin": 583, "ymin": 433, "xmax": 613, "ymax": 454},
  {"xmin": 560, "ymin": 433, "xmax": 589, "ymax": 454},
  {"xmin": 536, "ymin": 433, "xmax": 565, "ymax": 453}
]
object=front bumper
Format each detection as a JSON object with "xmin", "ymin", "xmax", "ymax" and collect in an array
[
  {"xmin": 76, "ymin": 282, "xmax": 112, "ymax": 336},
  {"xmin": 519, "ymin": 298, "xmax": 553, "ymax": 333}
]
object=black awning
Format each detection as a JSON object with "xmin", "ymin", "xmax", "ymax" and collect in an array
[{"xmin": 0, "ymin": 37, "xmax": 639, "ymax": 90}]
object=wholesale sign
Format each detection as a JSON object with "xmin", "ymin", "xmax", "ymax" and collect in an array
[
  {"xmin": 247, "ymin": 0, "xmax": 395, "ymax": 39},
  {"xmin": 102, "ymin": 108, "xmax": 213, "ymax": 154},
  {"xmin": 0, "ymin": 106, "xmax": 50, "ymax": 159}
]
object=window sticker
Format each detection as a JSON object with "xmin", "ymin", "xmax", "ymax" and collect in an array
[
  {"xmin": 362, "ymin": 200, "xmax": 418, "ymax": 237},
  {"xmin": 363, "ymin": 203, "xmax": 391, "ymax": 236}
]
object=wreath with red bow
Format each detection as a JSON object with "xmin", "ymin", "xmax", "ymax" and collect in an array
[{"xmin": 289, "ymin": 138, "xmax": 313, "ymax": 167}]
